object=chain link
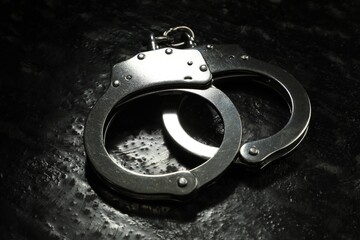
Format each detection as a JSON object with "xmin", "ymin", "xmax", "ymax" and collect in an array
[{"xmin": 149, "ymin": 26, "xmax": 196, "ymax": 50}]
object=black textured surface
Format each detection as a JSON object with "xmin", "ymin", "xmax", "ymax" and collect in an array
[{"xmin": 1, "ymin": 0, "xmax": 360, "ymax": 239}]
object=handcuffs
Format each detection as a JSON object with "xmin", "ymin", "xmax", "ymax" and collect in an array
[{"xmin": 84, "ymin": 26, "xmax": 311, "ymax": 201}]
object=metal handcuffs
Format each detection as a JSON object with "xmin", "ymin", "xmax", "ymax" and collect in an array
[{"xmin": 84, "ymin": 27, "xmax": 311, "ymax": 201}]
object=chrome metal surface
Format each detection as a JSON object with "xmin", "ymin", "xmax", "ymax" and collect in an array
[
  {"xmin": 112, "ymin": 80, "xmax": 120, "ymax": 87},
  {"xmin": 111, "ymin": 47, "xmax": 211, "ymax": 90},
  {"xmin": 85, "ymin": 46, "xmax": 243, "ymax": 200},
  {"xmin": 85, "ymin": 43, "xmax": 310, "ymax": 200},
  {"xmin": 163, "ymin": 106, "xmax": 218, "ymax": 159},
  {"xmin": 86, "ymin": 87, "xmax": 242, "ymax": 200},
  {"xmin": 162, "ymin": 45, "xmax": 311, "ymax": 169}
]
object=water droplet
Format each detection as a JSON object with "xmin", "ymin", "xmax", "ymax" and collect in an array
[
  {"xmin": 83, "ymin": 208, "xmax": 91, "ymax": 215},
  {"xmin": 75, "ymin": 192, "xmax": 85, "ymax": 199}
]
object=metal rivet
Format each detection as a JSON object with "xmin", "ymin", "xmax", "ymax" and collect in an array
[
  {"xmin": 137, "ymin": 53, "xmax": 145, "ymax": 60},
  {"xmin": 165, "ymin": 48, "xmax": 173, "ymax": 54},
  {"xmin": 241, "ymin": 55, "xmax": 249, "ymax": 60},
  {"xmin": 112, "ymin": 80, "xmax": 120, "ymax": 87},
  {"xmin": 206, "ymin": 44, "xmax": 213, "ymax": 50},
  {"xmin": 249, "ymin": 147, "xmax": 259, "ymax": 156},
  {"xmin": 187, "ymin": 61, "xmax": 193, "ymax": 66},
  {"xmin": 125, "ymin": 75, "xmax": 132, "ymax": 80},
  {"xmin": 200, "ymin": 64, "xmax": 208, "ymax": 72},
  {"xmin": 178, "ymin": 177, "xmax": 188, "ymax": 187}
]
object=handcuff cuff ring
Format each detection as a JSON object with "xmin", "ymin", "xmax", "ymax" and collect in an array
[{"xmin": 84, "ymin": 47, "xmax": 242, "ymax": 200}]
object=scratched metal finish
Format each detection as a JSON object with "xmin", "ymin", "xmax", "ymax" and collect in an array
[{"xmin": 1, "ymin": 0, "xmax": 360, "ymax": 239}]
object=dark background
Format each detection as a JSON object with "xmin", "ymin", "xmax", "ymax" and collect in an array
[{"xmin": 1, "ymin": 0, "xmax": 360, "ymax": 239}]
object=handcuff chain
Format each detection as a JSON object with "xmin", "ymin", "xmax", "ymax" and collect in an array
[{"xmin": 149, "ymin": 26, "xmax": 196, "ymax": 50}]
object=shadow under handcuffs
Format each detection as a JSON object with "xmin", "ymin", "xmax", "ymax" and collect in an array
[{"xmin": 85, "ymin": 76, "xmax": 300, "ymax": 220}]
